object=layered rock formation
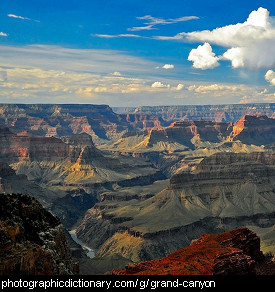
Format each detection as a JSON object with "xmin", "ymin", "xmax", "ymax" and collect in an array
[
  {"xmin": 112, "ymin": 228, "xmax": 275, "ymax": 275},
  {"xmin": 114, "ymin": 103, "xmax": 275, "ymax": 122},
  {"xmin": 0, "ymin": 193, "xmax": 75, "ymax": 275},
  {"xmin": 105, "ymin": 115, "xmax": 274, "ymax": 153},
  {"xmin": 102, "ymin": 115, "xmax": 273, "ymax": 177},
  {"xmin": 106, "ymin": 119, "xmax": 232, "ymax": 152},
  {"xmin": 0, "ymin": 126, "xmax": 163, "ymax": 228},
  {"xmin": 0, "ymin": 103, "xmax": 274, "ymax": 274},
  {"xmin": 76, "ymin": 151, "xmax": 275, "ymax": 262},
  {"xmin": 0, "ymin": 104, "xmax": 130, "ymax": 142},
  {"xmin": 0, "ymin": 104, "xmax": 274, "ymax": 144}
]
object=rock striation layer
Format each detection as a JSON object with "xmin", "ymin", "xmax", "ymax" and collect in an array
[{"xmin": 0, "ymin": 193, "xmax": 75, "ymax": 275}]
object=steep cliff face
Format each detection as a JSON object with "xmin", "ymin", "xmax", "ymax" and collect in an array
[
  {"xmin": 0, "ymin": 193, "xmax": 75, "ymax": 275},
  {"xmin": 229, "ymin": 115, "xmax": 275, "ymax": 145},
  {"xmin": 112, "ymin": 228, "xmax": 268, "ymax": 275}
]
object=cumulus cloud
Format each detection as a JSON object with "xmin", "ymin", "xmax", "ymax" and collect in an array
[
  {"xmin": 188, "ymin": 43, "xmax": 220, "ymax": 69},
  {"xmin": 0, "ymin": 32, "xmax": 8, "ymax": 37},
  {"xmin": 151, "ymin": 81, "xmax": 170, "ymax": 88},
  {"xmin": 173, "ymin": 83, "xmax": 184, "ymax": 91},
  {"xmin": 265, "ymin": 70, "xmax": 275, "ymax": 85},
  {"xmin": 182, "ymin": 7, "xmax": 274, "ymax": 47},
  {"xmin": 162, "ymin": 64, "xmax": 174, "ymax": 69},
  {"xmin": 157, "ymin": 7, "xmax": 274, "ymax": 75}
]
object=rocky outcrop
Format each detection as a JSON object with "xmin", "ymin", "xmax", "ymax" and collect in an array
[
  {"xmin": 112, "ymin": 228, "xmax": 266, "ymax": 275},
  {"xmin": 0, "ymin": 193, "xmax": 75, "ymax": 275}
]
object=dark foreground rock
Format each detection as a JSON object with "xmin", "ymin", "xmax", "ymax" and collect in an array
[{"xmin": 0, "ymin": 193, "xmax": 76, "ymax": 275}]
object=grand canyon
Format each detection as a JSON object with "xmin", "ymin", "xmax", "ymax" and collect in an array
[{"xmin": 0, "ymin": 103, "xmax": 274, "ymax": 275}]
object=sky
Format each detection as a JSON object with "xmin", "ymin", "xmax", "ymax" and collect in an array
[{"xmin": 0, "ymin": 0, "xmax": 275, "ymax": 106}]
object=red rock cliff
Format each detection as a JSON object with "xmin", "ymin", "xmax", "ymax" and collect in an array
[{"xmin": 112, "ymin": 228, "xmax": 264, "ymax": 275}]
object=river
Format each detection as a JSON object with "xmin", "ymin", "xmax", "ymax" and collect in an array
[{"xmin": 69, "ymin": 229, "xmax": 95, "ymax": 259}]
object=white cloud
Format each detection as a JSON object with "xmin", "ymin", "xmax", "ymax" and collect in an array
[
  {"xmin": 222, "ymin": 47, "xmax": 245, "ymax": 68},
  {"xmin": 265, "ymin": 70, "xmax": 275, "ymax": 85},
  {"xmin": 0, "ymin": 32, "xmax": 8, "ymax": 37},
  {"xmin": 128, "ymin": 15, "xmax": 199, "ymax": 31},
  {"xmin": 183, "ymin": 7, "xmax": 275, "ymax": 70},
  {"xmin": 182, "ymin": 7, "xmax": 274, "ymax": 47},
  {"xmin": 187, "ymin": 83, "xmax": 244, "ymax": 94},
  {"xmin": 173, "ymin": 83, "xmax": 184, "ymax": 91},
  {"xmin": 112, "ymin": 71, "xmax": 122, "ymax": 76},
  {"xmin": 151, "ymin": 81, "xmax": 170, "ymax": 88},
  {"xmin": 92, "ymin": 33, "xmax": 142, "ymax": 38},
  {"xmin": 162, "ymin": 64, "xmax": 174, "ymax": 69},
  {"xmin": 188, "ymin": 43, "xmax": 220, "ymax": 69},
  {"xmin": 158, "ymin": 7, "xmax": 275, "ymax": 76},
  {"xmin": 8, "ymin": 14, "xmax": 31, "ymax": 20}
]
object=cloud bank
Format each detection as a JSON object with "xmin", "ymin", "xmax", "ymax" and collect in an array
[{"xmin": 0, "ymin": 44, "xmax": 272, "ymax": 105}]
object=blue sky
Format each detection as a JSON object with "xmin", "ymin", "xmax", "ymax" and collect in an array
[{"xmin": 0, "ymin": 0, "xmax": 274, "ymax": 106}]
